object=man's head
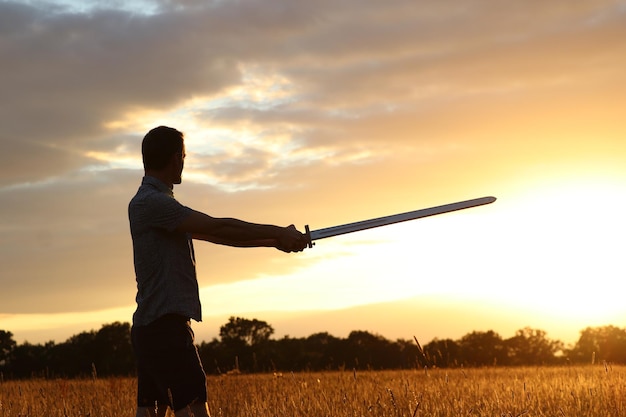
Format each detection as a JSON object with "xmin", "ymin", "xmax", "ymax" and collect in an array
[{"xmin": 142, "ymin": 126, "xmax": 186, "ymax": 185}]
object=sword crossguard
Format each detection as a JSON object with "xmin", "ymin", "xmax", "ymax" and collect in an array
[{"xmin": 304, "ymin": 224, "xmax": 314, "ymax": 248}]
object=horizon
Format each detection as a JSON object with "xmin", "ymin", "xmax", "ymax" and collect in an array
[{"xmin": 4, "ymin": 293, "xmax": 621, "ymax": 347}]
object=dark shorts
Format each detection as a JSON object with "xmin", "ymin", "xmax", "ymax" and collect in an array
[{"xmin": 131, "ymin": 314, "xmax": 207, "ymax": 411}]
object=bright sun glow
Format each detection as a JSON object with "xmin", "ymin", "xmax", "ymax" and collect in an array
[
  {"xmin": 195, "ymin": 177, "xmax": 626, "ymax": 329},
  {"xmin": 486, "ymin": 179, "xmax": 626, "ymax": 322}
]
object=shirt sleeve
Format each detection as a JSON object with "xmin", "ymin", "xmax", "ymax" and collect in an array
[{"xmin": 143, "ymin": 192, "xmax": 193, "ymax": 232}]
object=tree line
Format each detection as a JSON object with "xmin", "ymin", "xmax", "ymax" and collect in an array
[{"xmin": 1, "ymin": 318, "xmax": 626, "ymax": 379}]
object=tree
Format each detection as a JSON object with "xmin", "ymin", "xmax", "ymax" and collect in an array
[
  {"xmin": 50, "ymin": 330, "xmax": 98, "ymax": 377},
  {"xmin": 458, "ymin": 330, "xmax": 507, "ymax": 366},
  {"xmin": 303, "ymin": 332, "xmax": 342, "ymax": 370},
  {"xmin": 394, "ymin": 338, "xmax": 424, "ymax": 369},
  {"xmin": 505, "ymin": 327, "xmax": 563, "ymax": 365},
  {"xmin": 423, "ymin": 338, "xmax": 461, "ymax": 368},
  {"xmin": 0, "ymin": 330, "xmax": 16, "ymax": 367},
  {"xmin": 93, "ymin": 322, "xmax": 133, "ymax": 376},
  {"xmin": 346, "ymin": 330, "xmax": 395, "ymax": 369},
  {"xmin": 6, "ymin": 342, "xmax": 52, "ymax": 378},
  {"xmin": 218, "ymin": 317, "xmax": 275, "ymax": 373},
  {"xmin": 569, "ymin": 326, "xmax": 626, "ymax": 364},
  {"xmin": 219, "ymin": 317, "xmax": 274, "ymax": 347},
  {"xmin": 197, "ymin": 338, "xmax": 226, "ymax": 374}
]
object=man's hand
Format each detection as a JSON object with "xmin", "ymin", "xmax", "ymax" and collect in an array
[{"xmin": 276, "ymin": 225, "xmax": 308, "ymax": 253}]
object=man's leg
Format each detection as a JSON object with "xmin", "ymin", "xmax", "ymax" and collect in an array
[
  {"xmin": 136, "ymin": 405, "xmax": 169, "ymax": 417},
  {"xmin": 133, "ymin": 317, "xmax": 208, "ymax": 416},
  {"xmin": 132, "ymin": 323, "xmax": 173, "ymax": 417},
  {"xmin": 174, "ymin": 402, "xmax": 210, "ymax": 417}
]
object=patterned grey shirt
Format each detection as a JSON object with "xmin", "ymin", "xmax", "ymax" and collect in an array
[{"xmin": 128, "ymin": 176, "xmax": 202, "ymax": 326}]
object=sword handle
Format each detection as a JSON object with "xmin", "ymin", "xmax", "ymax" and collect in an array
[{"xmin": 305, "ymin": 225, "xmax": 314, "ymax": 248}]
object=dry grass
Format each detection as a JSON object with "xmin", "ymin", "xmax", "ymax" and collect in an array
[
  {"xmin": 1, "ymin": 366, "xmax": 625, "ymax": 416},
  {"xmin": 0, "ymin": 377, "xmax": 135, "ymax": 416}
]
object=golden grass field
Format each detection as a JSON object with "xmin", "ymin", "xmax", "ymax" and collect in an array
[{"xmin": 1, "ymin": 365, "xmax": 625, "ymax": 416}]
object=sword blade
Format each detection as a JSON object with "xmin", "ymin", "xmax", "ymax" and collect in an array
[{"xmin": 305, "ymin": 196, "xmax": 496, "ymax": 247}]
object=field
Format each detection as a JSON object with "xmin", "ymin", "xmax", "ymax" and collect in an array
[{"xmin": 1, "ymin": 365, "xmax": 625, "ymax": 416}]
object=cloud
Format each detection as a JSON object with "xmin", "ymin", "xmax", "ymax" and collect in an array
[
  {"xmin": 0, "ymin": 0, "xmax": 241, "ymax": 184},
  {"xmin": 4, "ymin": 0, "xmax": 623, "ymax": 172},
  {"xmin": 0, "ymin": 168, "xmax": 136, "ymax": 311}
]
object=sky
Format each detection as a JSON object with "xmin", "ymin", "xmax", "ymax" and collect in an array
[{"xmin": 1, "ymin": 0, "xmax": 625, "ymax": 347}]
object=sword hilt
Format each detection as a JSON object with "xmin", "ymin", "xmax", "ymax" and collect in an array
[{"xmin": 305, "ymin": 225, "xmax": 314, "ymax": 248}]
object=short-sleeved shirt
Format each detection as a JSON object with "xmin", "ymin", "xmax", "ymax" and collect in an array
[{"xmin": 128, "ymin": 176, "xmax": 202, "ymax": 326}]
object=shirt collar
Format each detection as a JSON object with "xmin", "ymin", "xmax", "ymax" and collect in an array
[{"xmin": 142, "ymin": 176, "xmax": 174, "ymax": 197}]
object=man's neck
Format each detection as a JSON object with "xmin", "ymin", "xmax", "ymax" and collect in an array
[{"xmin": 144, "ymin": 170, "xmax": 174, "ymax": 190}]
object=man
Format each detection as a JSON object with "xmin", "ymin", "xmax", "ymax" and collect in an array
[{"xmin": 128, "ymin": 126, "xmax": 308, "ymax": 417}]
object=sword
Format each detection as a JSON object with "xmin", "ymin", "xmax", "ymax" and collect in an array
[{"xmin": 304, "ymin": 196, "xmax": 496, "ymax": 248}]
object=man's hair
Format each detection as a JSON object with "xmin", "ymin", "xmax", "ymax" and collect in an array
[{"xmin": 142, "ymin": 126, "xmax": 184, "ymax": 170}]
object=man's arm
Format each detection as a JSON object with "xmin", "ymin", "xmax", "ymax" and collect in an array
[{"xmin": 175, "ymin": 210, "xmax": 307, "ymax": 252}]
